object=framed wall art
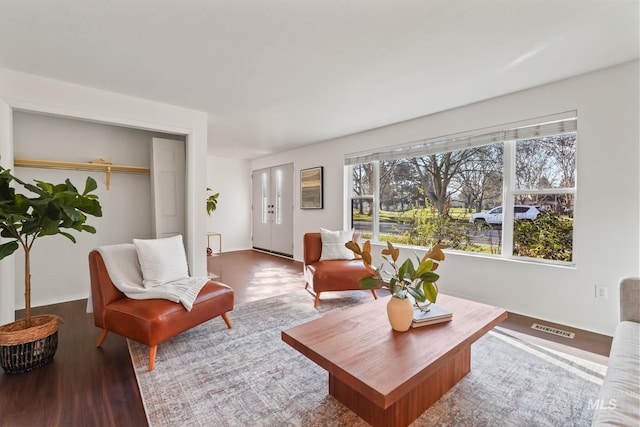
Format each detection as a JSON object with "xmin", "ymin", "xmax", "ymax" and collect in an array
[{"xmin": 300, "ymin": 166, "xmax": 323, "ymax": 209}]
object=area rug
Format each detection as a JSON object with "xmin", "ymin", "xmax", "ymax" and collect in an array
[{"xmin": 128, "ymin": 290, "xmax": 607, "ymax": 427}]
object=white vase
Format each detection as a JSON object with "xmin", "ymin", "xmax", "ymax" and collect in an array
[{"xmin": 386, "ymin": 297, "xmax": 413, "ymax": 332}]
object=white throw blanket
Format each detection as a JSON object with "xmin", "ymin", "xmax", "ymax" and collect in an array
[{"xmin": 93, "ymin": 243, "xmax": 209, "ymax": 311}]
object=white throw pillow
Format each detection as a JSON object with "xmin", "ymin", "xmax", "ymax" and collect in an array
[
  {"xmin": 319, "ymin": 228, "xmax": 355, "ymax": 261},
  {"xmin": 133, "ymin": 235, "xmax": 190, "ymax": 288}
]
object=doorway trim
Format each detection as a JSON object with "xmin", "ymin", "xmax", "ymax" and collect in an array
[{"xmin": 0, "ymin": 80, "xmax": 207, "ymax": 323}]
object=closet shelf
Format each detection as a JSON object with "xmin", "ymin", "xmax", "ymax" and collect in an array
[{"xmin": 14, "ymin": 158, "xmax": 150, "ymax": 190}]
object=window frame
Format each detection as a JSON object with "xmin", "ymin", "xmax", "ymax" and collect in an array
[{"xmin": 345, "ymin": 112, "xmax": 577, "ymax": 265}]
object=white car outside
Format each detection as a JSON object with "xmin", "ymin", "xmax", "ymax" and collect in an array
[{"xmin": 469, "ymin": 205, "xmax": 541, "ymax": 225}]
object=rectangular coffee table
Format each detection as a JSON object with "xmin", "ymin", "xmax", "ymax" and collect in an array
[{"xmin": 282, "ymin": 294, "xmax": 507, "ymax": 427}]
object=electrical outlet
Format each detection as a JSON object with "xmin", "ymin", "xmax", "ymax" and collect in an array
[{"xmin": 596, "ymin": 285, "xmax": 608, "ymax": 299}]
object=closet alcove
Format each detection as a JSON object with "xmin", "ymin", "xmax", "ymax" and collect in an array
[{"xmin": 11, "ymin": 111, "xmax": 185, "ymax": 309}]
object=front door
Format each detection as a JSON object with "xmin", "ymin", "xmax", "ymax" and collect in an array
[
  {"xmin": 251, "ymin": 163, "xmax": 293, "ymax": 257},
  {"xmin": 252, "ymin": 167, "xmax": 272, "ymax": 252},
  {"xmin": 269, "ymin": 163, "xmax": 293, "ymax": 256}
]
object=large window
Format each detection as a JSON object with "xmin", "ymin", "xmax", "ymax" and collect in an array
[{"xmin": 346, "ymin": 113, "xmax": 577, "ymax": 263}]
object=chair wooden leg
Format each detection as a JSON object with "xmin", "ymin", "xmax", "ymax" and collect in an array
[
  {"xmin": 96, "ymin": 329, "xmax": 108, "ymax": 347},
  {"xmin": 371, "ymin": 289, "xmax": 378, "ymax": 300},
  {"xmin": 314, "ymin": 292, "xmax": 321, "ymax": 308},
  {"xmin": 221, "ymin": 312, "xmax": 233, "ymax": 329},
  {"xmin": 148, "ymin": 345, "xmax": 157, "ymax": 371},
  {"xmin": 305, "ymin": 282, "xmax": 309, "ymax": 290}
]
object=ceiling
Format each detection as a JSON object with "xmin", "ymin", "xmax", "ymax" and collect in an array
[{"xmin": 0, "ymin": 1, "xmax": 638, "ymax": 159}]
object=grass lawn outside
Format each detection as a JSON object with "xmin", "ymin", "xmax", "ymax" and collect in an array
[{"xmin": 353, "ymin": 207, "xmax": 472, "ymax": 223}]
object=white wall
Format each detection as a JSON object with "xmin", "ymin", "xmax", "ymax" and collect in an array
[
  {"xmin": 0, "ymin": 68, "xmax": 209, "ymax": 324},
  {"xmin": 251, "ymin": 61, "xmax": 640, "ymax": 335},
  {"xmin": 11, "ymin": 111, "xmax": 187, "ymax": 308},
  {"xmin": 206, "ymin": 156, "xmax": 252, "ymax": 251}
]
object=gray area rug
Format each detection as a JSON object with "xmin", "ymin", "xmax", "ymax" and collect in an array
[{"xmin": 128, "ymin": 290, "xmax": 606, "ymax": 427}]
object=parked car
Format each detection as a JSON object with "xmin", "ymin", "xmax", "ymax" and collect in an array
[{"xmin": 469, "ymin": 205, "xmax": 541, "ymax": 225}]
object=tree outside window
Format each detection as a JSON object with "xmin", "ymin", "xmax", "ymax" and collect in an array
[{"xmin": 348, "ymin": 117, "xmax": 576, "ymax": 263}]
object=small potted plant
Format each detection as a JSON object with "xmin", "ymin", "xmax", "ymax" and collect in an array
[
  {"xmin": 205, "ymin": 188, "xmax": 219, "ymax": 257},
  {"xmin": 206, "ymin": 188, "xmax": 219, "ymax": 216},
  {"xmin": 0, "ymin": 166, "xmax": 102, "ymax": 373},
  {"xmin": 345, "ymin": 240, "xmax": 446, "ymax": 331}
]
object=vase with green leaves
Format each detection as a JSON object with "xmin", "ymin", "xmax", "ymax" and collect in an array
[
  {"xmin": 0, "ymin": 166, "xmax": 102, "ymax": 373},
  {"xmin": 345, "ymin": 240, "xmax": 446, "ymax": 331}
]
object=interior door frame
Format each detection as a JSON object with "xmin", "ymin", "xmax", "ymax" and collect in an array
[
  {"xmin": 0, "ymin": 97, "xmax": 199, "ymax": 323},
  {"xmin": 0, "ymin": 100, "xmax": 14, "ymax": 325}
]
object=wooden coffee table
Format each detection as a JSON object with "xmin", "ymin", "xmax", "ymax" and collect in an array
[{"xmin": 282, "ymin": 294, "xmax": 507, "ymax": 427}]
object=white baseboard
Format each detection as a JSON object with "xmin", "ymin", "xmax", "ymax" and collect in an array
[{"xmin": 14, "ymin": 293, "xmax": 89, "ymax": 310}]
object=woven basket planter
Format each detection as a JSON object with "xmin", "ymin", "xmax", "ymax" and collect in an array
[{"xmin": 0, "ymin": 314, "xmax": 63, "ymax": 374}]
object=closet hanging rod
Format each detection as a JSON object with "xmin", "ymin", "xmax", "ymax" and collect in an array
[
  {"xmin": 14, "ymin": 158, "xmax": 149, "ymax": 174},
  {"xmin": 13, "ymin": 158, "xmax": 150, "ymax": 191}
]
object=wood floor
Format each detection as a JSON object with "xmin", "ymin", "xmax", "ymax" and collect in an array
[{"xmin": 0, "ymin": 250, "xmax": 612, "ymax": 426}]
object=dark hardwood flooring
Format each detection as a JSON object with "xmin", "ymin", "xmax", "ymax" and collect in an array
[{"xmin": 0, "ymin": 250, "xmax": 612, "ymax": 426}]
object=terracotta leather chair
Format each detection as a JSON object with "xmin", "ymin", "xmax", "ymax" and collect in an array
[
  {"xmin": 303, "ymin": 232, "xmax": 379, "ymax": 307},
  {"xmin": 88, "ymin": 250, "xmax": 234, "ymax": 371}
]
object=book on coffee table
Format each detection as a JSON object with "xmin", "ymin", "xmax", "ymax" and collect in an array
[{"xmin": 411, "ymin": 304, "xmax": 452, "ymax": 328}]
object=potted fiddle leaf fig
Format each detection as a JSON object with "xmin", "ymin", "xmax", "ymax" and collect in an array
[
  {"xmin": 346, "ymin": 240, "xmax": 447, "ymax": 332},
  {"xmin": 0, "ymin": 166, "xmax": 102, "ymax": 373}
]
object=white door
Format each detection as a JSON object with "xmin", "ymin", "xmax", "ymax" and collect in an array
[
  {"xmin": 150, "ymin": 138, "xmax": 185, "ymax": 239},
  {"xmin": 270, "ymin": 164, "xmax": 293, "ymax": 256},
  {"xmin": 251, "ymin": 163, "xmax": 293, "ymax": 257},
  {"xmin": 252, "ymin": 167, "xmax": 272, "ymax": 251}
]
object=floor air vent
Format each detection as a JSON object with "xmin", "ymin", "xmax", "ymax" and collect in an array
[{"xmin": 531, "ymin": 323, "xmax": 575, "ymax": 339}]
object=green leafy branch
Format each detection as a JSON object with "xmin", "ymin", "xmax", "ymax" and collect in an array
[{"xmin": 345, "ymin": 240, "xmax": 447, "ymax": 306}]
